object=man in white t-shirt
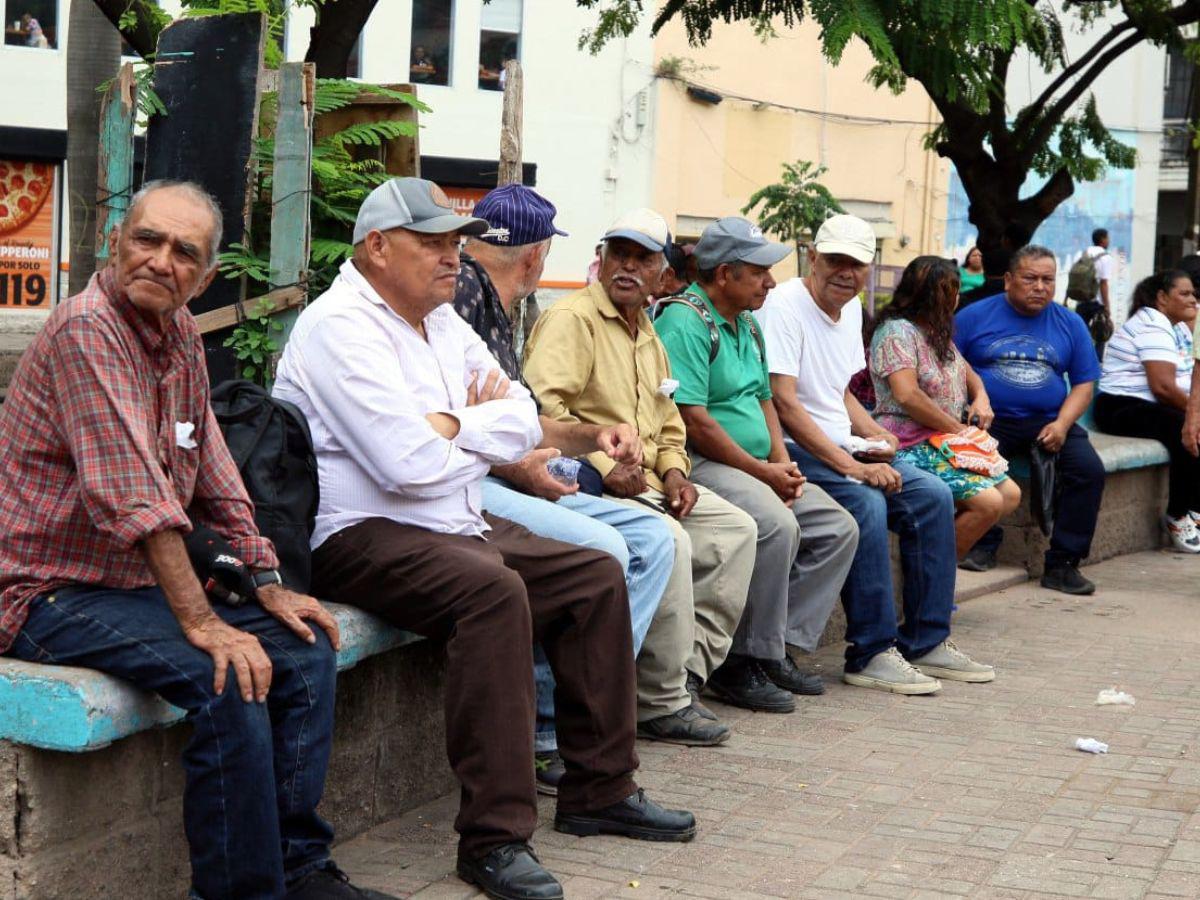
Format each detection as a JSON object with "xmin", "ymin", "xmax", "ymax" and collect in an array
[
  {"xmin": 756, "ymin": 215, "xmax": 994, "ymax": 695},
  {"xmin": 1086, "ymin": 228, "xmax": 1114, "ymax": 314}
]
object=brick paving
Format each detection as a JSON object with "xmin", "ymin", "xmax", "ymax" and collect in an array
[{"xmin": 334, "ymin": 550, "xmax": 1200, "ymax": 899}]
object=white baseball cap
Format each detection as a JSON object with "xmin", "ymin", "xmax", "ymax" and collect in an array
[
  {"xmin": 813, "ymin": 214, "xmax": 876, "ymax": 264},
  {"xmin": 602, "ymin": 208, "xmax": 670, "ymax": 253}
]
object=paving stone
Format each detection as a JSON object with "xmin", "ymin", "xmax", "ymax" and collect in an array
[{"xmin": 329, "ymin": 552, "xmax": 1200, "ymax": 897}]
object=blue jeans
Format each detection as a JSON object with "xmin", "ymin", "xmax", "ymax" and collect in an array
[
  {"xmin": 7, "ymin": 586, "xmax": 336, "ymax": 900},
  {"xmin": 482, "ymin": 478, "xmax": 674, "ymax": 752},
  {"xmin": 786, "ymin": 444, "xmax": 957, "ymax": 671},
  {"xmin": 974, "ymin": 416, "xmax": 1104, "ymax": 566}
]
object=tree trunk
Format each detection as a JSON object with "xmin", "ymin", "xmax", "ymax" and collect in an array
[
  {"xmin": 304, "ymin": 0, "xmax": 379, "ymax": 78},
  {"xmin": 67, "ymin": 3, "xmax": 121, "ymax": 294}
]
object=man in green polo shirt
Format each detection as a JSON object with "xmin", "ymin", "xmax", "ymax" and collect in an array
[{"xmin": 656, "ymin": 217, "xmax": 859, "ymax": 712}]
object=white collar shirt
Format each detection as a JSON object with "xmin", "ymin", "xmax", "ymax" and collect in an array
[{"xmin": 273, "ymin": 259, "xmax": 542, "ymax": 545}]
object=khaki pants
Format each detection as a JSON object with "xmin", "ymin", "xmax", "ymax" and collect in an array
[{"xmin": 607, "ymin": 485, "xmax": 756, "ymax": 721}]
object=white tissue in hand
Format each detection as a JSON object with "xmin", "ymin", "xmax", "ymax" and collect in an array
[
  {"xmin": 1074, "ymin": 737, "xmax": 1109, "ymax": 754},
  {"xmin": 844, "ymin": 435, "xmax": 892, "ymax": 455},
  {"xmin": 1095, "ymin": 688, "xmax": 1135, "ymax": 706}
]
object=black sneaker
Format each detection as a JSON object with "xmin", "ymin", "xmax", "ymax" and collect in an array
[
  {"xmin": 685, "ymin": 670, "xmax": 717, "ymax": 720},
  {"xmin": 534, "ymin": 750, "xmax": 564, "ymax": 797},
  {"xmin": 286, "ymin": 862, "xmax": 399, "ymax": 899},
  {"xmin": 637, "ymin": 704, "xmax": 730, "ymax": 746},
  {"xmin": 555, "ymin": 788, "xmax": 697, "ymax": 842},
  {"xmin": 1041, "ymin": 562, "xmax": 1095, "ymax": 596},
  {"xmin": 457, "ymin": 843, "xmax": 563, "ymax": 900},
  {"xmin": 705, "ymin": 656, "xmax": 796, "ymax": 713},
  {"xmin": 760, "ymin": 655, "xmax": 824, "ymax": 695},
  {"xmin": 958, "ymin": 546, "xmax": 997, "ymax": 572}
]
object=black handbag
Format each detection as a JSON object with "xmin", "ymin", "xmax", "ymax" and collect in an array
[{"xmin": 1029, "ymin": 442, "xmax": 1061, "ymax": 537}]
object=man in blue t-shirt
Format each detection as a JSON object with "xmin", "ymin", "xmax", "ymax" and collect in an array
[{"xmin": 955, "ymin": 244, "xmax": 1104, "ymax": 595}]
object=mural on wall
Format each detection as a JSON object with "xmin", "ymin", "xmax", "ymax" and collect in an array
[{"xmin": 944, "ymin": 129, "xmax": 1137, "ymax": 326}]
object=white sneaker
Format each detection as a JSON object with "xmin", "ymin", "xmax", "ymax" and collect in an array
[
  {"xmin": 844, "ymin": 647, "xmax": 941, "ymax": 695},
  {"xmin": 908, "ymin": 640, "xmax": 996, "ymax": 683},
  {"xmin": 1164, "ymin": 515, "xmax": 1200, "ymax": 553}
]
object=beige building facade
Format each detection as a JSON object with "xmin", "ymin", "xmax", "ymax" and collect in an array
[{"xmin": 651, "ymin": 18, "xmax": 951, "ymax": 280}]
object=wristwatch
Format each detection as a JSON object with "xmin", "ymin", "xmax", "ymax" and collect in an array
[{"xmin": 252, "ymin": 568, "xmax": 283, "ymax": 591}]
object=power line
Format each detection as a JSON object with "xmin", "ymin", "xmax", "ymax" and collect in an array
[{"xmin": 658, "ymin": 74, "xmax": 939, "ymax": 127}]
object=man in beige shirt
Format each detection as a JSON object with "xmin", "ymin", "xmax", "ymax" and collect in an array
[{"xmin": 525, "ymin": 209, "xmax": 757, "ymax": 747}]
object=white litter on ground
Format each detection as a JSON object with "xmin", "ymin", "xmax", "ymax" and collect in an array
[
  {"xmin": 1075, "ymin": 737, "xmax": 1109, "ymax": 754},
  {"xmin": 1096, "ymin": 688, "xmax": 1136, "ymax": 706}
]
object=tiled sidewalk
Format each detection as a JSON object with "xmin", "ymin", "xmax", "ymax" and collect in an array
[{"xmin": 336, "ymin": 550, "xmax": 1200, "ymax": 899}]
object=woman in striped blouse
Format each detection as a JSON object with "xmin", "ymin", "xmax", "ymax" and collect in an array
[{"xmin": 1095, "ymin": 269, "xmax": 1200, "ymax": 552}]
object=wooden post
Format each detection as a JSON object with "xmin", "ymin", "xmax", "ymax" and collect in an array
[
  {"xmin": 497, "ymin": 60, "xmax": 523, "ymax": 186},
  {"xmin": 94, "ymin": 63, "xmax": 136, "ymax": 272},
  {"xmin": 269, "ymin": 62, "xmax": 316, "ymax": 342}
]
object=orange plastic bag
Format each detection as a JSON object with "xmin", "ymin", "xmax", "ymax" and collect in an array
[{"xmin": 928, "ymin": 426, "xmax": 1009, "ymax": 478}]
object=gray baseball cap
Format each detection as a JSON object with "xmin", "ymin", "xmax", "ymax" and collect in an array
[
  {"xmin": 353, "ymin": 177, "xmax": 489, "ymax": 244},
  {"xmin": 692, "ymin": 217, "xmax": 792, "ymax": 269}
]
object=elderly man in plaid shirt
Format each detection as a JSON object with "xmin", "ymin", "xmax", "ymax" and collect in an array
[{"xmin": 0, "ymin": 181, "xmax": 390, "ymax": 900}]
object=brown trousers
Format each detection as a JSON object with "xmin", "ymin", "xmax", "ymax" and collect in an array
[{"xmin": 312, "ymin": 514, "xmax": 639, "ymax": 857}]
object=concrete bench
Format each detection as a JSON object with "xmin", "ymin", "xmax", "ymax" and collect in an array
[
  {"xmin": 985, "ymin": 425, "xmax": 1170, "ymax": 577},
  {"xmin": 1, "ymin": 603, "xmax": 455, "ymax": 899}
]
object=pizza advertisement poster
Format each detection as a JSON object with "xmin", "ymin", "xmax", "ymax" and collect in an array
[{"xmin": 0, "ymin": 159, "xmax": 59, "ymax": 311}]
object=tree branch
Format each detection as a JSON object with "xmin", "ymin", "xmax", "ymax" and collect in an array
[
  {"xmin": 88, "ymin": 0, "xmax": 158, "ymax": 58},
  {"xmin": 1017, "ymin": 167, "xmax": 1075, "ymax": 220},
  {"xmin": 1016, "ymin": 28, "xmax": 1146, "ymax": 166},
  {"xmin": 1028, "ymin": 19, "xmax": 1136, "ymax": 115},
  {"xmin": 1020, "ymin": 0, "xmax": 1200, "ymax": 163}
]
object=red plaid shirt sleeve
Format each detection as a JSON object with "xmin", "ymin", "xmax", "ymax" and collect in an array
[
  {"xmin": 189, "ymin": 395, "xmax": 278, "ymax": 569},
  {"xmin": 51, "ymin": 315, "xmax": 193, "ymax": 549}
]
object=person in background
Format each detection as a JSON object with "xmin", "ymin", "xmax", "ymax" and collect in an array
[
  {"xmin": 869, "ymin": 256, "xmax": 1021, "ymax": 565},
  {"xmin": 409, "ymin": 45, "xmax": 436, "ymax": 83},
  {"xmin": 957, "ymin": 246, "xmax": 1009, "ymax": 309},
  {"xmin": 959, "ymin": 247, "xmax": 986, "ymax": 294},
  {"xmin": 1085, "ymin": 228, "xmax": 1114, "ymax": 317},
  {"xmin": 955, "ymin": 245, "xmax": 1104, "ymax": 595},
  {"xmin": 659, "ymin": 241, "xmax": 691, "ymax": 297},
  {"xmin": 1096, "ymin": 270, "xmax": 1200, "ymax": 553}
]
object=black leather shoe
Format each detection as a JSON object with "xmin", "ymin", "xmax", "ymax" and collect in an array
[
  {"xmin": 637, "ymin": 704, "xmax": 730, "ymax": 746},
  {"xmin": 456, "ymin": 843, "xmax": 563, "ymax": 900},
  {"xmin": 286, "ymin": 862, "xmax": 399, "ymax": 899},
  {"xmin": 958, "ymin": 546, "xmax": 997, "ymax": 572},
  {"xmin": 706, "ymin": 657, "xmax": 796, "ymax": 713},
  {"xmin": 685, "ymin": 670, "xmax": 717, "ymax": 720},
  {"xmin": 760, "ymin": 655, "xmax": 825, "ymax": 695},
  {"xmin": 556, "ymin": 788, "xmax": 697, "ymax": 842},
  {"xmin": 1041, "ymin": 562, "xmax": 1095, "ymax": 596}
]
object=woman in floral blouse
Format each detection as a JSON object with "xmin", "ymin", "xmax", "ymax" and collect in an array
[{"xmin": 869, "ymin": 256, "xmax": 1021, "ymax": 565}]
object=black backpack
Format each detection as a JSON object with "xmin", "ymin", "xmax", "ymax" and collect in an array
[{"xmin": 209, "ymin": 380, "xmax": 319, "ymax": 592}]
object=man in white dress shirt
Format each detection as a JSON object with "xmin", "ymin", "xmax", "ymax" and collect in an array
[{"xmin": 273, "ymin": 178, "xmax": 695, "ymax": 900}]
